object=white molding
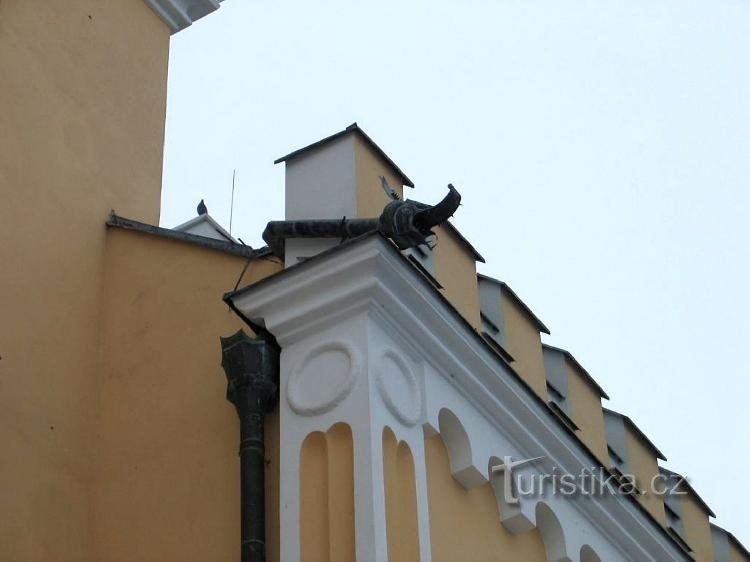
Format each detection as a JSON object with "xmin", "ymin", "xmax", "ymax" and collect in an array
[
  {"xmin": 375, "ymin": 349, "xmax": 422, "ymax": 426},
  {"xmin": 144, "ymin": 0, "xmax": 223, "ymax": 33},
  {"xmin": 229, "ymin": 235, "xmax": 689, "ymax": 562},
  {"xmin": 287, "ymin": 340, "xmax": 360, "ymax": 416}
]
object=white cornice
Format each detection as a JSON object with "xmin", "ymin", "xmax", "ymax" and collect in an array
[
  {"xmin": 144, "ymin": 0, "xmax": 223, "ymax": 33},
  {"xmin": 228, "ymin": 234, "xmax": 690, "ymax": 562}
]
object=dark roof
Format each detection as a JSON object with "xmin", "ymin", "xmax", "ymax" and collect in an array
[
  {"xmin": 603, "ymin": 407, "xmax": 667, "ymax": 461},
  {"xmin": 477, "ymin": 274, "xmax": 551, "ymax": 334},
  {"xmin": 541, "ymin": 344, "xmax": 609, "ymax": 399},
  {"xmin": 274, "ymin": 123, "xmax": 415, "ymax": 188},
  {"xmin": 224, "ymin": 232, "xmax": 692, "ymax": 560},
  {"xmin": 106, "ymin": 213, "xmax": 259, "ymax": 259},
  {"xmin": 711, "ymin": 523, "xmax": 750, "ymax": 558},
  {"xmin": 660, "ymin": 468, "xmax": 716, "ymax": 517}
]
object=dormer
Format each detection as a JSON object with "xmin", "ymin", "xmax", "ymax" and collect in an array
[
  {"xmin": 430, "ymin": 224, "xmax": 484, "ymax": 328},
  {"xmin": 541, "ymin": 344, "xmax": 610, "ymax": 464},
  {"xmin": 711, "ymin": 524, "xmax": 750, "ymax": 562},
  {"xmin": 477, "ymin": 275, "xmax": 550, "ymax": 397},
  {"xmin": 660, "ymin": 468, "xmax": 716, "ymax": 562},
  {"xmin": 603, "ymin": 408, "xmax": 667, "ymax": 523}
]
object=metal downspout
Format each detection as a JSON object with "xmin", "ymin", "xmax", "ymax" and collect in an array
[{"xmin": 220, "ymin": 330, "xmax": 279, "ymax": 562}]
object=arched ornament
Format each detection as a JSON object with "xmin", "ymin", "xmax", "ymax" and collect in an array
[
  {"xmin": 287, "ymin": 340, "xmax": 360, "ymax": 416},
  {"xmin": 376, "ymin": 350, "xmax": 422, "ymax": 426}
]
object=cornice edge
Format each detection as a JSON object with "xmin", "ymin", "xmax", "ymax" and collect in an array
[{"xmin": 144, "ymin": 0, "xmax": 223, "ymax": 33}]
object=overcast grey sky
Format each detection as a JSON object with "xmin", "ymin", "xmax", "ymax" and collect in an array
[{"xmin": 161, "ymin": 0, "xmax": 749, "ymax": 541}]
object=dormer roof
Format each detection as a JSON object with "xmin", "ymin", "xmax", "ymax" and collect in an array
[
  {"xmin": 711, "ymin": 523, "xmax": 750, "ymax": 558},
  {"xmin": 660, "ymin": 467, "xmax": 716, "ymax": 517},
  {"xmin": 542, "ymin": 344, "xmax": 609, "ymax": 399},
  {"xmin": 603, "ymin": 407, "xmax": 667, "ymax": 461},
  {"xmin": 477, "ymin": 274, "xmax": 550, "ymax": 334},
  {"xmin": 173, "ymin": 213, "xmax": 237, "ymax": 244}
]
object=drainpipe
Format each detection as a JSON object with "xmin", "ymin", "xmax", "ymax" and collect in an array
[
  {"xmin": 220, "ymin": 330, "xmax": 279, "ymax": 562},
  {"xmin": 262, "ymin": 184, "xmax": 462, "ymax": 258}
]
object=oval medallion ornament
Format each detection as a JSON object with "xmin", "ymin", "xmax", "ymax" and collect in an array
[
  {"xmin": 287, "ymin": 341, "xmax": 359, "ymax": 416},
  {"xmin": 376, "ymin": 350, "xmax": 422, "ymax": 426}
]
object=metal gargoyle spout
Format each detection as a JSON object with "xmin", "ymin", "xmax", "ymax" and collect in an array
[
  {"xmin": 379, "ymin": 184, "xmax": 461, "ymax": 249},
  {"xmin": 261, "ymin": 184, "xmax": 462, "ymax": 258}
]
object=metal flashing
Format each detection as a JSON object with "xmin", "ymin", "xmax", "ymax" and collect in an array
[
  {"xmin": 106, "ymin": 213, "xmax": 256, "ymax": 259},
  {"xmin": 666, "ymin": 526, "xmax": 694, "ymax": 553},
  {"xmin": 548, "ymin": 400, "xmax": 580, "ymax": 432},
  {"xmin": 480, "ymin": 331, "xmax": 515, "ymax": 363}
]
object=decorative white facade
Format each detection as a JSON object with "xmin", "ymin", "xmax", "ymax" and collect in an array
[{"xmin": 228, "ymin": 233, "xmax": 690, "ymax": 562}]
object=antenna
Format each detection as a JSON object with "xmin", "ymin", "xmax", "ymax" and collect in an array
[{"xmin": 229, "ymin": 169, "xmax": 236, "ymax": 236}]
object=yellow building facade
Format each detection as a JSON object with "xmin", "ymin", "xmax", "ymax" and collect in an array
[{"xmin": 1, "ymin": 3, "xmax": 747, "ymax": 562}]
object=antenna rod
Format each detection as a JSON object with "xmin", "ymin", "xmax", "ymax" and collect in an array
[{"xmin": 230, "ymin": 169, "xmax": 236, "ymax": 236}]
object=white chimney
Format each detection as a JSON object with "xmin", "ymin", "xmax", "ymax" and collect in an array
[{"xmin": 274, "ymin": 123, "xmax": 413, "ymax": 266}]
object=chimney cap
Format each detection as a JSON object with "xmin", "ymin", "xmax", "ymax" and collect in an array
[{"xmin": 274, "ymin": 123, "xmax": 415, "ymax": 188}]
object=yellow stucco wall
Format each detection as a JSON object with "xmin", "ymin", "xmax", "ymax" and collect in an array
[
  {"xmin": 500, "ymin": 297, "xmax": 548, "ymax": 399},
  {"xmin": 425, "ymin": 433, "xmax": 547, "ymax": 561},
  {"xmin": 384, "ymin": 428, "xmax": 421, "ymax": 562},
  {"xmin": 565, "ymin": 363, "xmax": 609, "ymax": 465},
  {"xmin": 300, "ymin": 431, "xmax": 329, "ymax": 562},
  {"xmin": 624, "ymin": 431, "xmax": 666, "ymax": 525},
  {"xmin": 680, "ymin": 494, "xmax": 714, "ymax": 562},
  {"xmin": 0, "ymin": 2, "xmax": 170, "ymax": 560},
  {"xmin": 354, "ymin": 135, "xmax": 405, "ymax": 217},
  {"xmin": 300, "ymin": 423, "xmax": 356, "ymax": 562},
  {"xmin": 433, "ymin": 225, "xmax": 481, "ymax": 329},
  {"xmin": 95, "ymin": 229, "xmax": 282, "ymax": 561}
]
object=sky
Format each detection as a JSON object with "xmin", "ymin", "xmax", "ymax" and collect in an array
[{"xmin": 161, "ymin": 0, "xmax": 749, "ymax": 542}]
